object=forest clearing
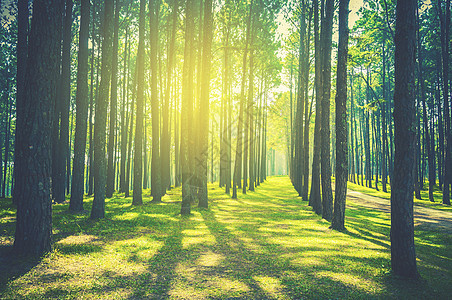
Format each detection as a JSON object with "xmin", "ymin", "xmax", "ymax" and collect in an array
[{"xmin": 1, "ymin": 176, "xmax": 451, "ymax": 299}]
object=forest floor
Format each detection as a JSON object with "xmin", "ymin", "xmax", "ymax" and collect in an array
[
  {"xmin": 347, "ymin": 189, "xmax": 452, "ymax": 231},
  {"xmin": 0, "ymin": 176, "xmax": 451, "ymax": 299},
  {"xmin": 344, "ymin": 180, "xmax": 452, "ymax": 213}
]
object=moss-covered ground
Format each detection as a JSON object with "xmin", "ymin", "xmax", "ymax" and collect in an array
[{"xmin": 0, "ymin": 176, "xmax": 450, "ymax": 299}]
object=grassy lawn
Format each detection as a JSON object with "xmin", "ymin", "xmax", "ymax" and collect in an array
[
  {"xmin": 342, "ymin": 178, "xmax": 452, "ymax": 213},
  {"xmin": 0, "ymin": 176, "xmax": 450, "ymax": 299}
]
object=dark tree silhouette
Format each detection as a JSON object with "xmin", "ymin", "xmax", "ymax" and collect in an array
[
  {"xmin": 106, "ymin": 0, "xmax": 121, "ymax": 198},
  {"xmin": 320, "ymin": 0, "xmax": 334, "ymax": 221},
  {"xmin": 181, "ymin": 0, "xmax": 195, "ymax": 215},
  {"xmin": 331, "ymin": 0, "xmax": 350, "ymax": 231},
  {"xmin": 309, "ymin": 0, "xmax": 322, "ymax": 215},
  {"xmin": 14, "ymin": 0, "xmax": 63, "ymax": 256},
  {"xmin": 70, "ymin": 0, "xmax": 90, "ymax": 212},
  {"xmin": 91, "ymin": 0, "xmax": 114, "ymax": 219},
  {"xmin": 150, "ymin": 0, "xmax": 163, "ymax": 203},
  {"xmin": 53, "ymin": 0, "xmax": 73, "ymax": 204},
  {"xmin": 390, "ymin": 0, "xmax": 419, "ymax": 279},
  {"xmin": 132, "ymin": 0, "xmax": 146, "ymax": 206}
]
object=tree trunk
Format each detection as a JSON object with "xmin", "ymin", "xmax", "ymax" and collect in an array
[
  {"xmin": 88, "ymin": 30, "xmax": 100, "ymax": 196},
  {"xmin": 174, "ymin": 77, "xmax": 181, "ymax": 188},
  {"xmin": 293, "ymin": 3, "xmax": 306, "ymax": 196},
  {"xmin": 125, "ymin": 74, "xmax": 135, "ymax": 198},
  {"xmin": 390, "ymin": 0, "xmax": 419, "ymax": 279},
  {"xmin": 331, "ymin": 0, "xmax": 349, "ymax": 231},
  {"xmin": 54, "ymin": 0, "xmax": 73, "ymax": 204},
  {"xmin": 106, "ymin": 0, "xmax": 120, "ymax": 198},
  {"xmin": 162, "ymin": 0, "xmax": 178, "ymax": 191},
  {"xmin": 414, "ymin": 104, "xmax": 421, "ymax": 199},
  {"xmin": 436, "ymin": 73, "xmax": 443, "ymax": 189},
  {"xmin": 143, "ymin": 119, "xmax": 148, "ymax": 189},
  {"xmin": 320, "ymin": 0, "xmax": 334, "ymax": 221},
  {"xmin": 232, "ymin": 0, "xmax": 253, "ymax": 199},
  {"xmin": 181, "ymin": 0, "xmax": 195, "ymax": 215},
  {"xmin": 221, "ymin": 16, "xmax": 230, "ymax": 193},
  {"xmin": 91, "ymin": 0, "xmax": 114, "ymax": 219},
  {"xmin": 119, "ymin": 28, "xmax": 129, "ymax": 193},
  {"xmin": 132, "ymin": 0, "xmax": 146, "ymax": 206},
  {"xmin": 70, "ymin": 0, "xmax": 90, "ymax": 212},
  {"xmin": 198, "ymin": 0, "xmax": 213, "ymax": 208},
  {"xmin": 302, "ymin": 7, "xmax": 313, "ymax": 201},
  {"xmin": 248, "ymin": 42, "xmax": 255, "ymax": 192},
  {"xmin": 309, "ymin": 0, "xmax": 322, "ymax": 215},
  {"xmin": 438, "ymin": 0, "xmax": 451, "ymax": 205},
  {"xmin": 14, "ymin": 0, "xmax": 63, "ymax": 256},
  {"xmin": 382, "ymin": 36, "xmax": 388, "ymax": 192},
  {"xmin": 149, "ymin": 0, "xmax": 163, "ymax": 203},
  {"xmin": 350, "ymin": 73, "xmax": 356, "ymax": 184}
]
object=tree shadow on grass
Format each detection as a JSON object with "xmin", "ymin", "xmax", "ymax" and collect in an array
[
  {"xmin": 203, "ymin": 185, "xmax": 435, "ymax": 299},
  {"xmin": 199, "ymin": 208, "xmax": 380, "ymax": 299},
  {"xmin": 200, "ymin": 209, "xmax": 281, "ymax": 299},
  {"xmin": 128, "ymin": 217, "xmax": 186, "ymax": 299},
  {"xmin": 0, "ymin": 245, "xmax": 41, "ymax": 295},
  {"xmin": 343, "ymin": 223, "xmax": 390, "ymax": 249}
]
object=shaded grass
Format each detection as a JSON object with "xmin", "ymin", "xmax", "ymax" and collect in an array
[{"xmin": 0, "ymin": 176, "xmax": 450, "ymax": 299}]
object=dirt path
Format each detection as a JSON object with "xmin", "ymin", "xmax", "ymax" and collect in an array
[{"xmin": 346, "ymin": 189, "xmax": 452, "ymax": 231}]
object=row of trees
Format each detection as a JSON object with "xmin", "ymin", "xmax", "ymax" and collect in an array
[
  {"xmin": 3, "ymin": 0, "xmax": 282, "ymax": 256},
  {"xmin": 287, "ymin": 0, "xmax": 451, "ymax": 226},
  {"xmin": 287, "ymin": 0, "xmax": 350, "ymax": 228},
  {"xmin": 286, "ymin": 0, "xmax": 450, "ymax": 279},
  {"xmin": 1, "ymin": 0, "xmax": 447, "ymax": 280},
  {"xmin": 345, "ymin": 0, "xmax": 451, "ymax": 206}
]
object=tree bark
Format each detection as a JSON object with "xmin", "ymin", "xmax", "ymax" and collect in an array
[
  {"xmin": 438, "ymin": 0, "xmax": 451, "ymax": 205},
  {"xmin": 14, "ymin": 0, "xmax": 63, "ymax": 256},
  {"xmin": 320, "ymin": 0, "xmax": 334, "ymax": 221},
  {"xmin": 106, "ymin": 0, "xmax": 121, "ymax": 198},
  {"xmin": 119, "ymin": 28, "xmax": 129, "ymax": 193},
  {"xmin": 91, "ymin": 0, "xmax": 114, "ymax": 219},
  {"xmin": 293, "ymin": 3, "xmax": 306, "ymax": 196},
  {"xmin": 332, "ymin": 0, "xmax": 349, "ymax": 231},
  {"xmin": 125, "ymin": 72, "xmax": 135, "ymax": 198},
  {"xmin": 161, "ymin": 0, "xmax": 178, "ymax": 192},
  {"xmin": 390, "ymin": 0, "xmax": 419, "ymax": 279},
  {"xmin": 198, "ymin": 0, "xmax": 213, "ymax": 208},
  {"xmin": 70, "ymin": 0, "xmax": 90, "ymax": 212},
  {"xmin": 53, "ymin": 0, "xmax": 72, "ymax": 204},
  {"xmin": 181, "ymin": 0, "xmax": 195, "ymax": 214},
  {"xmin": 132, "ymin": 0, "xmax": 146, "ymax": 206},
  {"xmin": 88, "ymin": 33, "xmax": 101, "ymax": 196},
  {"xmin": 309, "ymin": 0, "xmax": 322, "ymax": 215},
  {"xmin": 302, "ymin": 7, "xmax": 313, "ymax": 201},
  {"xmin": 242, "ymin": 2, "xmax": 254, "ymax": 195},
  {"xmin": 382, "ymin": 36, "xmax": 388, "ymax": 192},
  {"xmin": 232, "ymin": 0, "xmax": 253, "ymax": 199},
  {"xmin": 149, "ymin": 0, "xmax": 163, "ymax": 203}
]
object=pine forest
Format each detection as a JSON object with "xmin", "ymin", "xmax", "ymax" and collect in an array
[{"xmin": 0, "ymin": 0, "xmax": 451, "ymax": 298}]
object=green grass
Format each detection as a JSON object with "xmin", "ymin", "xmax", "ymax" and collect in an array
[
  {"xmin": 0, "ymin": 176, "xmax": 451, "ymax": 299},
  {"xmin": 342, "ymin": 177, "xmax": 452, "ymax": 213}
]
